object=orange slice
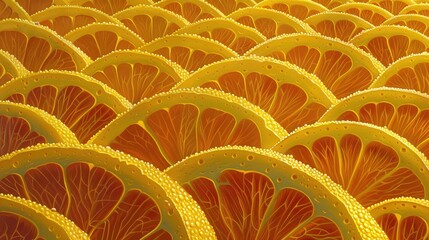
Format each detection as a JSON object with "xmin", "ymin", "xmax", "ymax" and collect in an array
[
  {"xmin": 68, "ymin": 0, "xmax": 154, "ymax": 15},
  {"xmin": 0, "ymin": 194, "xmax": 89, "ymax": 240},
  {"xmin": 64, "ymin": 22, "xmax": 145, "ymax": 61},
  {"xmin": 89, "ymin": 88, "xmax": 287, "ymax": 170},
  {"xmin": 383, "ymin": 14, "xmax": 429, "ymax": 36},
  {"xmin": 113, "ymin": 5, "xmax": 189, "ymax": 43},
  {"xmin": 139, "ymin": 34, "xmax": 238, "ymax": 72},
  {"xmin": 371, "ymin": 53, "xmax": 429, "ymax": 94},
  {"xmin": 351, "ymin": 25, "xmax": 429, "ymax": 66},
  {"xmin": 273, "ymin": 121, "xmax": 429, "ymax": 207},
  {"xmin": 0, "ymin": 101, "xmax": 78, "ymax": 156},
  {"xmin": 0, "ymin": 0, "xmax": 30, "ymax": 20},
  {"xmin": 319, "ymin": 88, "xmax": 429, "ymax": 159},
  {"xmin": 0, "ymin": 50, "xmax": 28, "ymax": 86},
  {"xmin": 332, "ymin": 2, "xmax": 394, "ymax": 26},
  {"xmin": 305, "ymin": 12, "xmax": 374, "ymax": 42},
  {"xmin": 205, "ymin": 0, "xmax": 256, "ymax": 15},
  {"xmin": 255, "ymin": 0, "xmax": 328, "ymax": 20},
  {"xmin": 155, "ymin": 0, "xmax": 224, "ymax": 23},
  {"xmin": 0, "ymin": 144, "xmax": 216, "ymax": 239},
  {"xmin": 0, "ymin": 19, "xmax": 90, "ymax": 71},
  {"xmin": 82, "ymin": 50, "xmax": 187, "ymax": 104},
  {"xmin": 0, "ymin": 71, "xmax": 131, "ymax": 143},
  {"xmin": 31, "ymin": 5, "xmax": 122, "ymax": 36},
  {"xmin": 400, "ymin": 3, "xmax": 429, "ymax": 16},
  {"xmin": 14, "ymin": 0, "xmax": 65, "ymax": 15},
  {"xmin": 368, "ymin": 197, "xmax": 429, "ymax": 239},
  {"xmin": 368, "ymin": 0, "xmax": 416, "ymax": 15},
  {"xmin": 174, "ymin": 18, "xmax": 266, "ymax": 54},
  {"xmin": 312, "ymin": 0, "xmax": 348, "ymax": 9},
  {"xmin": 173, "ymin": 56, "xmax": 337, "ymax": 132},
  {"xmin": 165, "ymin": 146, "xmax": 389, "ymax": 239},
  {"xmin": 228, "ymin": 8, "xmax": 314, "ymax": 39},
  {"xmin": 246, "ymin": 33, "xmax": 385, "ymax": 98}
]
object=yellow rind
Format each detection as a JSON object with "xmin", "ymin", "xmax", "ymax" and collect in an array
[
  {"xmin": 332, "ymin": 2, "xmax": 394, "ymax": 24},
  {"xmin": 383, "ymin": 14, "xmax": 429, "ymax": 32},
  {"xmin": 255, "ymin": 0, "xmax": 328, "ymax": 19},
  {"xmin": 113, "ymin": 5, "xmax": 190, "ymax": 26},
  {"xmin": 155, "ymin": 0, "xmax": 225, "ymax": 20},
  {"xmin": 368, "ymin": 197, "xmax": 429, "ymax": 219},
  {"xmin": 0, "ymin": 49, "xmax": 28, "ymax": 82},
  {"xmin": 368, "ymin": 0, "xmax": 416, "ymax": 13},
  {"xmin": 0, "ymin": 101, "xmax": 78, "ymax": 147},
  {"xmin": 0, "ymin": 193, "xmax": 89, "ymax": 240},
  {"xmin": 165, "ymin": 146, "xmax": 388, "ymax": 240},
  {"xmin": 1, "ymin": 0, "xmax": 31, "ymax": 20},
  {"xmin": 0, "ymin": 143, "xmax": 216, "ymax": 239},
  {"xmin": 400, "ymin": 3, "xmax": 429, "ymax": 15},
  {"xmin": 69, "ymin": 0, "xmax": 154, "ymax": 7}
]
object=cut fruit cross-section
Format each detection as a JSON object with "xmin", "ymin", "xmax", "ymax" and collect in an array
[
  {"xmin": 312, "ymin": 0, "xmax": 348, "ymax": 9},
  {"xmin": 155, "ymin": 0, "xmax": 224, "ymax": 23},
  {"xmin": 255, "ymin": 0, "xmax": 328, "ymax": 20},
  {"xmin": 0, "ymin": 0, "xmax": 30, "ymax": 20},
  {"xmin": 369, "ymin": 0, "xmax": 416, "ymax": 15},
  {"xmin": 383, "ymin": 14, "xmax": 429, "ymax": 36},
  {"xmin": 332, "ymin": 2, "xmax": 394, "ymax": 26},
  {"xmin": 68, "ymin": 0, "xmax": 154, "ymax": 15},
  {"xmin": 206, "ymin": 0, "xmax": 256, "ymax": 15},
  {"xmin": 400, "ymin": 3, "xmax": 429, "ymax": 16},
  {"xmin": 0, "ymin": 50, "xmax": 28, "ymax": 86},
  {"xmin": 15, "ymin": 0, "xmax": 60, "ymax": 15}
]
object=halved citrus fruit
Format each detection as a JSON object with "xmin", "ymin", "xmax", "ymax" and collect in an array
[
  {"xmin": 312, "ymin": 0, "xmax": 347, "ymax": 9},
  {"xmin": 400, "ymin": 3, "xmax": 429, "ymax": 16},
  {"xmin": 255, "ymin": 0, "xmax": 328, "ymax": 20},
  {"xmin": 0, "ymin": 71, "xmax": 131, "ymax": 143},
  {"xmin": 0, "ymin": 194, "xmax": 89, "ymax": 240},
  {"xmin": 0, "ymin": 144, "xmax": 216, "ymax": 239},
  {"xmin": 139, "ymin": 34, "xmax": 238, "ymax": 72},
  {"xmin": 82, "ymin": 50, "xmax": 187, "ymax": 104},
  {"xmin": 31, "ymin": 5, "xmax": 122, "ymax": 36},
  {"xmin": 155, "ymin": 0, "xmax": 224, "ymax": 23},
  {"xmin": 228, "ymin": 8, "xmax": 314, "ymax": 39},
  {"xmin": 0, "ymin": 0, "xmax": 30, "ymax": 20},
  {"xmin": 332, "ymin": 2, "xmax": 394, "ymax": 26},
  {"xmin": 205, "ymin": 0, "xmax": 256, "ymax": 15},
  {"xmin": 273, "ymin": 121, "xmax": 429, "ymax": 207},
  {"xmin": 64, "ymin": 22, "xmax": 145, "ymax": 61},
  {"xmin": 14, "ymin": 0, "xmax": 62, "ymax": 15},
  {"xmin": 351, "ymin": 25, "xmax": 429, "ymax": 66},
  {"xmin": 368, "ymin": 0, "xmax": 416, "ymax": 15},
  {"xmin": 305, "ymin": 12, "xmax": 374, "ymax": 42},
  {"xmin": 319, "ymin": 88, "xmax": 429, "ymax": 159},
  {"xmin": 0, "ymin": 19, "xmax": 90, "ymax": 71},
  {"xmin": 0, "ymin": 50, "xmax": 28, "ymax": 86},
  {"xmin": 174, "ymin": 18, "xmax": 266, "ymax": 55},
  {"xmin": 89, "ymin": 88, "xmax": 287, "ymax": 170},
  {"xmin": 0, "ymin": 101, "xmax": 78, "ymax": 156},
  {"xmin": 383, "ymin": 14, "xmax": 429, "ymax": 36},
  {"xmin": 113, "ymin": 5, "xmax": 189, "ymax": 43},
  {"xmin": 368, "ymin": 197, "xmax": 429, "ymax": 239},
  {"xmin": 174, "ymin": 56, "xmax": 337, "ymax": 132},
  {"xmin": 370, "ymin": 53, "xmax": 429, "ymax": 94},
  {"xmin": 246, "ymin": 33, "xmax": 385, "ymax": 98},
  {"xmin": 68, "ymin": 0, "xmax": 154, "ymax": 15},
  {"xmin": 165, "ymin": 146, "xmax": 389, "ymax": 239}
]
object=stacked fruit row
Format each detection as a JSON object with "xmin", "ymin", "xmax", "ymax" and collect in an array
[{"xmin": 1, "ymin": 0, "xmax": 429, "ymax": 239}]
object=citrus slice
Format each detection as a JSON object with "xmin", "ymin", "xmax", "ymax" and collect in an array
[
  {"xmin": 165, "ymin": 146, "xmax": 388, "ymax": 239},
  {"xmin": 0, "ymin": 194, "xmax": 89, "ymax": 240},
  {"xmin": 305, "ymin": 12, "xmax": 374, "ymax": 42},
  {"xmin": 68, "ymin": 0, "xmax": 154, "ymax": 15},
  {"xmin": 205, "ymin": 0, "xmax": 256, "ymax": 15},
  {"xmin": 368, "ymin": 197, "xmax": 429, "ymax": 239},
  {"xmin": 383, "ymin": 14, "xmax": 429, "ymax": 36},
  {"xmin": 155, "ymin": 0, "xmax": 224, "ymax": 23},
  {"xmin": 82, "ymin": 50, "xmax": 187, "ymax": 104},
  {"xmin": 273, "ymin": 121, "xmax": 429, "ymax": 207},
  {"xmin": 174, "ymin": 18, "xmax": 266, "ymax": 55},
  {"xmin": 14, "ymin": 0, "xmax": 61, "ymax": 15},
  {"xmin": 370, "ymin": 53, "xmax": 429, "ymax": 94},
  {"xmin": 369, "ymin": 0, "xmax": 416, "ymax": 15},
  {"xmin": 173, "ymin": 56, "xmax": 337, "ymax": 132},
  {"xmin": 319, "ymin": 88, "xmax": 429, "ymax": 158},
  {"xmin": 332, "ymin": 2, "xmax": 394, "ymax": 26},
  {"xmin": 31, "ymin": 5, "xmax": 121, "ymax": 36},
  {"xmin": 64, "ymin": 22, "xmax": 145, "ymax": 61},
  {"xmin": 139, "ymin": 34, "xmax": 238, "ymax": 72},
  {"xmin": 0, "ymin": 101, "xmax": 78, "ymax": 156},
  {"xmin": 228, "ymin": 8, "xmax": 314, "ymax": 39},
  {"xmin": 0, "ymin": 50, "xmax": 28, "ymax": 86},
  {"xmin": 350, "ymin": 25, "xmax": 429, "ymax": 66},
  {"xmin": 0, "ymin": 19, "xmax": 90, "ymax": 72},
  {"xmin": 0, "ymin": 71, "xmax": 131, "ymax": 143},
  {"xmin": 0, "ymin": 144, "xmax": 215, "ymax": 239},
  {"xmin": 400, "ymin": 3, "xmax": 429, "ymax": 16},
  {"xmin": 255, "ymin": 0, "xmax": 328, "ymax": 20},
  {"xmin": 89, "ymin": 88, "xmax": 287, "ymax": 170},
  {"xmin": 0, "ymin": 0, "xmax": 30, "ymax": 20},
  {"xmin": 246, "ymin": 33, "xmax": 385, "ymax": 98},
  {"xmin": 113, "ymin": 5, "xmax": 189, "ymax": 43},
  {"xmin": 312, "ymin": 0, "xmax": 348, "ymax": 9}
]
